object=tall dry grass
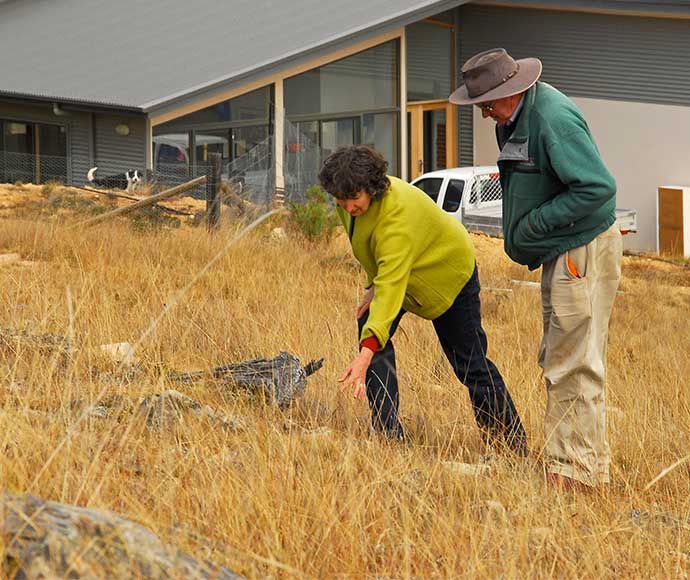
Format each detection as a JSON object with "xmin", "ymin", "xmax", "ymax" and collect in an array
[{"xmin": 0, "ymin": 207, "xmax": 688, "ymax": 578}]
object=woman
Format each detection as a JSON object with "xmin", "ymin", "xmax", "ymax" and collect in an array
[{"xmin": 319, "ymin": 145, "xmax": 526, "ymax": 452}]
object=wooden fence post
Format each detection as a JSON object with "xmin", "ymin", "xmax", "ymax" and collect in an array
[{"xmin": 206, "ymin": 153, "xmax": 222, "ymax": 230}]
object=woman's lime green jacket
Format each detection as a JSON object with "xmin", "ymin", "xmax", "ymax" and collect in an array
[{"xmin": 336, "ymin": 176, "xmax": 476, "ymax": 348}]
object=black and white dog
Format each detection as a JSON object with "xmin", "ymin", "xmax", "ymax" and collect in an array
[{"xmin": 87, "ymin": 166, "xmax": 144, "ymax": 193}]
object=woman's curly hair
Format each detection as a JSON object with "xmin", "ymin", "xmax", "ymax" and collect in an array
[{"xmin": 318, "ymin": 146, "xmax": 390, "ymax": 200}]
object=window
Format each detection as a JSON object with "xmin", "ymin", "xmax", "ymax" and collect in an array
[
  {"xmin": 413, "ymin": 177, "xmax": 443, "ymax": 202},
  {"xmin": 153, "ymin": 86, "xmax": 273, "ymax": 185},
  {"xmin": 442, "ymin": 179, "xmax": 465, "ymax": 212},
  {"xmin": 363, "ymin": 113, "xmax": 398, "ymax": 176},
  {"xmin": 2, "ymin": 122, "xmax": 34, "ymax": 184},
  {"xmin": 283, "ymin": 40, "xmax": 400, "ymax": 194},
  {"xmin": 0, "ymin": 120, "xmax": 67, "ymax": 184},
  {"xmin": 407, "ymin": 21, "xmax": 453, "ymax": 102},
  {"xmin": 321, "ymin": 118, "xmax": 357, "ymax": 159},
  {"xmin": 153, "ymin": 132, "xmax": 190, "ymax": 182},
  {"xmin": 195, "ymin": 130, "xmax": 230, "ymax": 165},
  {"xmin": 284, "ymin": 41, "xmax": 397, "ymax": 116},
  {"xmin": 173, "ymin": 87, "xmax": 270, "ymax": 125}
]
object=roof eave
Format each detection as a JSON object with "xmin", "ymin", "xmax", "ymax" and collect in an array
[
  {"xmin": 0, "ymin": 90, "xmax": 144, "ymax": 115},
  {"xmin": 471, "ymin": 0, "xmax": 690, "ymax": 19}
]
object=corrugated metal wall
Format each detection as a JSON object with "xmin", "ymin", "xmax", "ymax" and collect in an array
[
  {"xmin": 93, "ymin": 114, "xmax": 147, "ymax": 175},
  {"xmin": 456, "ymin": 4, "xmax": 690, "ymax": 160},
  {"xmin": 454, "ymin": 9, "xmax": 472, "ymax": 166},
  {"xmin": 0, "ymin": 101, "xmax": 148, "ymax": 184},
  {"xmin": 0, "ymin": 100, "xmax": 92, "ymax": 183}
]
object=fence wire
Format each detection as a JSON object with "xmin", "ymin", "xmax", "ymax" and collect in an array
[{"xmin": 0, "ymin": 115, "xmax": 338, "ymax": 215}]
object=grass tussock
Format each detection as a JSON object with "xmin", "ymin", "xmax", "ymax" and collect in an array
[{"xmin": 0, "ymin": 207, "xmax": 688, "ymax": 579}]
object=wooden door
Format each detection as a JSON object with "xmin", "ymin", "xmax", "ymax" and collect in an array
[
  {"xmin": 658, "ymin": 187, "xmax": 686, "ymax": 255},
  {"xmin": 407, "ymin": 100, "xmax": 456, "ymax": 181}
]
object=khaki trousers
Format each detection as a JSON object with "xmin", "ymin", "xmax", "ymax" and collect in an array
[{"xmin": 539, "ymin": 224, "xmax": 622, "ymax": 486}]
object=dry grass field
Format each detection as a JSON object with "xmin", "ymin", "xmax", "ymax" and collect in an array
[{"xmin": 0, "ymin": 183, "xmax": 688, "ymax": 578}]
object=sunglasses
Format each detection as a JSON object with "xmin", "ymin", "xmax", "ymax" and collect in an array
[{"xmin": 476, "ymin": 101, "xmax": 495, "ymax": 113}]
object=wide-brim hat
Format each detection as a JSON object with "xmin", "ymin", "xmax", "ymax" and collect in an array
[{"xmin": 449, "ymin": 48, "xmax": 542, "ymax": 105}]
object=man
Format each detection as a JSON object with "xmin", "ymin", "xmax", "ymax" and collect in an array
[{"xmin": 449, "ymin": 48, "xmax": 622, "ymax": 489}]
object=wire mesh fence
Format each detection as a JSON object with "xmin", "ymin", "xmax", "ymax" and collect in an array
[
  {"xmin": 0, "ymin": 151, "xmax": 69, "ymax": 186},
  {"xmin": 0, "ymin": 115, "xmax": 331, "ymax": 212}
]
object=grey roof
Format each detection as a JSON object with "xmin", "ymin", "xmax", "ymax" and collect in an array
[
  {"xmin": 474, "ymin": 0, "xmax": 690, "ymax": 17},
  {"xmin": 0, "ymin": 0, "xmax": 467, "ymax": 113}
]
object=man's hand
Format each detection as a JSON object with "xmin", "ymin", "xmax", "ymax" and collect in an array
[
  {"xmin": 338, "ymin": 347, "xmax": 374, "ymax": 400},
  {"xmin": 356, "ymin": 286, "xmax": 375, "ymax": 319}
]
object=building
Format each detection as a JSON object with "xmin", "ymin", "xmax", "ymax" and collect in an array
[{"xmin": 1, "ymin": 0, "xmax": 689, "ymax": 250}]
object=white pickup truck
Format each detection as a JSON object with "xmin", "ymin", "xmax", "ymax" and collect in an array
[{"xmin": 410, "ymin": 166, "xmax": 638, "ymax": 237}]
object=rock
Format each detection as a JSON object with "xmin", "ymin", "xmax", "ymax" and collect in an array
[
  {"xmin": 485, "ymin": 500, "xmax": 508, "ymax": 518},
  {"xmin": 0, "ymin": 252, "xmax": 20, "ymax": 266},
  {"xmin": 529, "ymin": 527, "xmax": 554, "ymax": 544},
  {"xmin": 402, "ymin": 468, "xmax": 427, "ymax": 492},
  {"xmin": 8, "ymin": 381, "xmax": 24, "ymax": 394},
  {"xmin": 99, "ymin": 341, "xmax": 136, "ymax": 366},
  {"xmin": 441, "ymin": 461, "xmax": 491, "ymax": 477},
  {"xmin": 0, "ymin": 326, "xmax": 72, "ymax": 357},
  {"xmin": 138, "ymin": 389, "xmax": 247, "ymax": 432},
  {"xmin": 87, "ymin": 394, "xmax": 133, "ymax": 419},
  {"xmin": 270, "ymin": 227, "xmax": 287, "ymax": 240},
  {"xmin": 303, "ymin": 426, "xmax": 334, "ymax": 438},
  {"xmin": 608, "ymin": 406, "xmax": 625, "ymax": 420},
  {"xmin": 630, "ymin": 506, "xmax": 690, "ymax": 531},
  {"xmin": 1, "ymin": 492, "xmax": 245, "ymax": 579},
  {"xmin": 471, "ymin": 499, "xmax": 508, "ymax": 522},
  {"xmin": 510, "ymin": 279, "xmax": 540, "ymax": 289}
]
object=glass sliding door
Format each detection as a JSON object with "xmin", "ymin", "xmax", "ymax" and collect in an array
[
  {"xmin": 284, "ymin": 38, "xmax": 401, "ymax": 197},
  {"xmin": 3, "ymin": 122, "xmax": 34, "ymax": 184},
  {"xmin": 407, "ymin": 102, "xmax": 456, "ymax": 180},
  {"xmin": 363, "ymin": 113, "xmax": 398, "ymax": 175},
  {"xmin": 423, "ymin": 108, "xmax": 447, "ymax": 173},
  {"xmin": 37, "ymin": 124, "xmax": 67, "ymax": 183}
]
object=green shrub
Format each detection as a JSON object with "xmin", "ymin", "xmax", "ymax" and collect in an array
[{"xmin": 289, "ymin": 185, "xmax": 339, "ymax": 242}]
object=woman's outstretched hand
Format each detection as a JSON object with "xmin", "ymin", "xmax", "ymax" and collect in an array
[
  {"xmin": 338, "ymin": 347, "xmax": 374, "ymax": 400},
  {"xmin": 356, "ymin": 286, "xmax": 375, "ymax": 319}
]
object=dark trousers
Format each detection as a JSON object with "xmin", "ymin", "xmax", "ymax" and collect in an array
[{"xmin": 358, "ymin": 265, "xmax": 526, "ymax": 451}]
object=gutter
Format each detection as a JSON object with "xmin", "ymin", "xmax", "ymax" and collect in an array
[{"xmin": 0, "ymin": 90, "xmax": 144, "ymax": 115}]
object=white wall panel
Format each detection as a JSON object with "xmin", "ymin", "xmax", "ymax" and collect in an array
[{"xmin": 473, "ymin": 97, "xmax": 690, "ymax": 252}]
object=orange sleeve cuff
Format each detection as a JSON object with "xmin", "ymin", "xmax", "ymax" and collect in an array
[{"xmin": 360, "ymin": 336, "xmax": 380, "ymax": 353}]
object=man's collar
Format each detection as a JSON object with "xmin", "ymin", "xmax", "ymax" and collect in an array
[
  {"xmin": 505, "ymin": 93, "xmax": 525, "ymax": 128},
  {"xmin": 505, "ymin": 83, "xmax": 539, "ymax": 143}
]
